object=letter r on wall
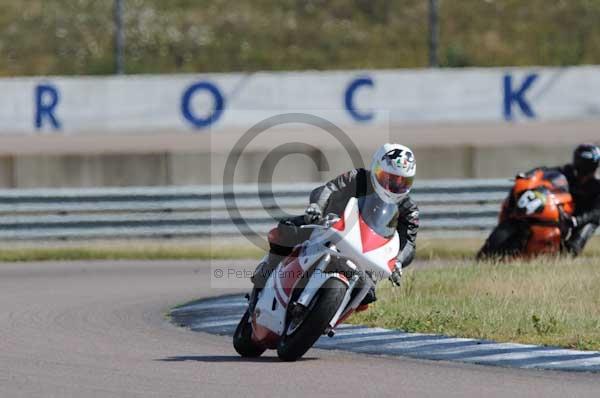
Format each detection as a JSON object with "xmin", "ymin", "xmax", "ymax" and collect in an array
[{"xmin": 35, "ymin": 84, "xmax": 62, "ymax": 130}]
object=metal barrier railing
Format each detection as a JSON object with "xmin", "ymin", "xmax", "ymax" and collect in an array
[{"xmin": 0, "ymin": 180, "xmax": 514, "ymax": 240}]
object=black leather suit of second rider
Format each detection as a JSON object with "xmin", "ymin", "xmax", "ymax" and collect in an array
[{"xmin": 544, "ymin": 164, "xmax": 600, "ymax": 255}]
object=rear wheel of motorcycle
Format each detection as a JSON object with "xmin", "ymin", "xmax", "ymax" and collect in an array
[
  {"xmin": 233, "ymin": 310, "xmax": 266, "ymax": 358},
  {"xmin": 277, "ymin": 278, "xmax": 347, "ymax": 362}
]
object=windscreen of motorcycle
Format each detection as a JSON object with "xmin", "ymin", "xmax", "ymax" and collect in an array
[
  {"xmin": 542, "ymin": 170, "xmax": 570, "ymax": 193},
  {"xmin": 358, "ymin": 193, "xmax": 399, "ymax": 239}
]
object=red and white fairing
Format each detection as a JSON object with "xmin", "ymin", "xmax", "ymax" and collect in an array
[
  {"xmin": 252, "ymin": 197, "xmax": 399, "ymax": 345},
  {"xmin": 329, "ymin": 197, "xmax": 400, "ymax": 278}
]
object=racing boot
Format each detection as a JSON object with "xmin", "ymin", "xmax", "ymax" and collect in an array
[{"xmin": 358, "ymin": 286, "xmax": 377, "ymax": 307}]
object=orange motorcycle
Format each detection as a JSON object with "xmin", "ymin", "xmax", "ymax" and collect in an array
[{"xmin": 477, "ymin": 168, "xmax": 575, "ymax": 260}]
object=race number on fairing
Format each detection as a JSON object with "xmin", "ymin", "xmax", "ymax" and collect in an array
[{"xmin": 517, "ymin": 190, "xmax": 546, "ymax": 215}]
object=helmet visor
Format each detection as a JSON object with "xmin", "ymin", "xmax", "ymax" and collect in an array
[
  {"xmin": 574, "ymin": 145, "xmax": 600, "ymax": 176},
  {"xmin": 575, "ymin": 158, "xmax": 598, "ymax": 176},
  {"xmin": 374, "ymin": 165, "xmax": 414, "ymax": 194}
]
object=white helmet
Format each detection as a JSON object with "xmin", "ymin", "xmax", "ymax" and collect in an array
[{"xmin": 370, "ymin": 143, "xmax": 416, "ymax": 203}]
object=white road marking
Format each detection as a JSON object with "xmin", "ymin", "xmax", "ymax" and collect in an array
[
  {"xmin": 190, "ymin": 319, "xmax": 240, "ymax": 329},
  {"xmin": 189, "ymin": 315, "xmax": 241, "ymax": 329},
  {"xmin": 526, "ymin": 357, "xmax": 600, "ymax": 369},
  {"xmin": 350, "ymin": 337, "xmax": 480, "ymax": 353},
  {"xmin": 317, "ymin": 332, "xmax": 418, "ymax": 346},
  {"xmin": 172, "ymin": 299, "xmax": 247, "ymax": 313},
  {"xmin": 402, "ymin": 341, "xmax": 517, "ymax": 357},
  {"xmin": 327, "ymin": 327, "xmax": 392, "ymax": 337},
  {"xmin": 461, "ymin": 349, "xmax": 582, "ymax": 363}
]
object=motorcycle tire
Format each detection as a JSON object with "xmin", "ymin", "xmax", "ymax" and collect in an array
[
  {"xmin": 233, "ymin": 309, "xmax": 266, "ymax": 358},
  {"xmin": 477, "ymin": 221, "xmax": 527, "ymax": 260},
  {"xmin": 277, "ymin": 278, "xmax": 347, "ymax": 362}
]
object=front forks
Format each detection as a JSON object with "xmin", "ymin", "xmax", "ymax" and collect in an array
[
  {"xmin": 326, "ymin": 274, "xmax": 373, "ymax": 333},
  {"xmin": 327, "ymin": 274, "xmax": 359, "ymax": 330}
]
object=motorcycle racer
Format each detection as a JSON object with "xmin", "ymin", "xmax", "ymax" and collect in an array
[
  {"xmin": 252, "ymin": 143, "xmax": 419, "ymax": 302},
  {"xmin": 534, "ymin": 143, "xmax": 600, "ymax": 255}
]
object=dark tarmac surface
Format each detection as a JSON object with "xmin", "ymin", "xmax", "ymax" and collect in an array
[{"xmin": 1, "ymin": 260, "xmax": 599, "ymax": 397}]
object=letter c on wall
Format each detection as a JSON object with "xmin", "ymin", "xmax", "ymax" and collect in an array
[
  {"xmin": 181, "ymin": 81, "xmax": 225, "ymax": 129},
  {"xmin": 344, "ymin": 76, "xmax": 374, "ymax": 122}
]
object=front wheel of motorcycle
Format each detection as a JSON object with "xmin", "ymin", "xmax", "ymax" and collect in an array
[
  {"xmin": 476, "ymin": 221, "xmax": 527, "ymax": 261},
  {"xmin": 233, "ymin": 309, "xmax": 266, "ymax": 358},
  {"xmin": 277, "ymin": 278, "xmax": 347, "ymax": 362}
]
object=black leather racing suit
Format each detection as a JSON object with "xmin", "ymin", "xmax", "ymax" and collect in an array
[
  {"xmin": 267, "ymin": 168, "xmax": 419, "ymax": 267},
  {"xmin": 544, "ymin": 164, "xmax": 600, "ymax": 255}
]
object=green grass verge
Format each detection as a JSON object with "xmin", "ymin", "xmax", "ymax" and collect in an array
[
  {"xmin": 0, "ymin": 245, "xmax": 264, "ymax": 262},
  {"xmin": 0, "ymin": 237, "xmax": 597, "ymax": 262},
  {"xmin": 351, "ymin": 257, "xmax": 600, "ymax": 351}
]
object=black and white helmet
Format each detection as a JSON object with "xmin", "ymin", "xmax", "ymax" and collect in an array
[
  {"xmin": 370, "ymin": 143, "xmax": 416, "ymax": 203},
  {"xmin": 573, "ymin": 143, "xmax": 600, "ymax": 177}
]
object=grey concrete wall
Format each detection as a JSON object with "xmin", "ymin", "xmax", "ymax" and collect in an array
[
  {"xmin": 0, "ymin": 119, "xmax": 595, "ymax": 187},
  {"xmin": 0, "ymin": 157, "xmax": 14, "ymax": 187},
  {"xmin": 0, "ymin": 145, "xmax": 579, "ymax": 188},
  {"xmin": 471, "ymin": 146, "xmax": 570, "ymax": 178},
  {"xmin": 12, "ymin": 154, "xmax": 170, "ymax": 188}
]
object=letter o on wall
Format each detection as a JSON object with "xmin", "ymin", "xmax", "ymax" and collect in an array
[{"xmin": 181, "ymin": 81, "xmax": 225, "ymax": 129}]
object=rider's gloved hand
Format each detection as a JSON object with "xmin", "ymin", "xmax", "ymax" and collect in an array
[
  {"xmin": 389, "ymin": 262, "xmax": 402, "ymax": 287},
  {"xmin": 304, "ymin": 203, "xmax": 323, "ymax": 224}
]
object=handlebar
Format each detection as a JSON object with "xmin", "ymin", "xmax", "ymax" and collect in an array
[{"xmin": 300, "ymin": 213, "xmax": 340, "ymax": 229}]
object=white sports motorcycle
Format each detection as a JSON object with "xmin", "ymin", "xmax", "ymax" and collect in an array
[{"xmin": 233, "ymin": 193, "xmax": 401, "ymax": 361}]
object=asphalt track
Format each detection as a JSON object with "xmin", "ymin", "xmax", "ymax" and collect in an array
[{"xmin": 2, "ymin": 260, "xmax": 600, "ymax": 398}]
